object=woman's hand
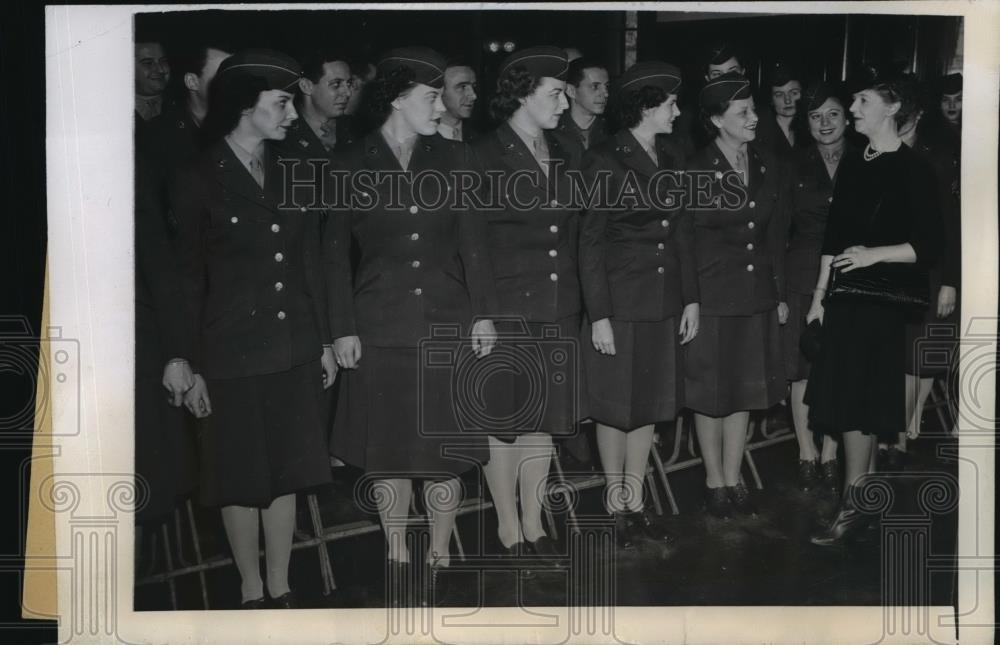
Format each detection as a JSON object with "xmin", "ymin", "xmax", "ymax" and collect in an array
[
  {"xmin": 333, "ymin": 335, "xmax": 362, "ymax": 369},
  {"xmin": 162, "ymin": 359, "xmax": 195, "ymax": 407},
  {"xmin": 678, "ymin": 303, "xmax": 700, "ymax": 345},
  {"xmin": 183, "ymin": 375, "xmax": 212, "ymax": 419},
  {"xmin": 471, "ymin": 319, "xmax": 497, "ymax": 358},
  {"xmin": 321, "ymin": 346, "xmax": 338, "ymax": 389},
  {"xmin": 806, "ymin": 297, "xmax": 825, "ymax": 325},
  {"xmin": 832, "ymin": 245, "xmax": 881, "ymax": 272},
  {"xmin": 592, "ymin": 318, "xmax": 616, "ymax": 355},
  {"xmin": 777, "ymin": 301, "xmax": 790, "ymax": 326},
  {"xmin": 937, "ymin": 286, "xmax": 957, "ymax": 318}
]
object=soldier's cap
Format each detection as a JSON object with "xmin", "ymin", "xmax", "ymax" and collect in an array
[
  {"xmin": 766, "ymin": 61, "xmax": 801, "ymax": 89},
  {"xmin": 699, "ymin": 72, "xmax": 752, "ymax": 107},
  {"xmin": 618, "ymin": 61, "xmax": 682, "ymax": 95},
  {"xmin": 705, "ymin": 40, "xmax": 740, "ymax": 66},
  {"xmin": 377, "ymin": 47, "xmax": 447, "ymax": 88},
  {"xmin": 938, "ymin": 72, "xmax": 962, "ymax": 95},
  {"xmin": 802, "ymin": 80, "xmax": 846, "ymax": 113},
  {"xmin": 499, "ymin": 46, "xmax": 569, "ymax": 81},
  {"xmin": 215, "ymin": 49, "xmax": 302, "ymax": 91}
]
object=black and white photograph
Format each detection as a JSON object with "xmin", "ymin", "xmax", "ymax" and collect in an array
[{"xmin": 18, "ymin": 2, "xmax": 999, "ymax": 644}]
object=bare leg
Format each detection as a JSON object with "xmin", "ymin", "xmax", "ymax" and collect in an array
[
  {"xmin": 376, "ymin": 478, "xmax": 412, "ymax": 563},
  {"xmin": 622, "ymin": 425, "xmax": 655, "ymax": 512},
  {"xmin": 517, "ymin": 433, "xmax": 554, "ymax": 543},
  {"xmin": 790, "ymin": 380, "xmax": 819, "ymax": 461},
  {"xmin": 220, "ymin": 505, "xmax": 264, "ymax": 603},
  {"xmin": 694, "ymin": 413, "xmax": 725, "ymax": 488},
  {"xmin": 260, "ymin": 493, "xmax": 296, "ymax": 598},
  {"xmin": 721, "ymin": 411, "xmax": 751, "ymax": 487},
  {"xmin": 424, "ymin": 478, "xmax": 461, "ymax": 567},
  {"xmin": 484, "ymin": 436, "xmax": 522, "ymax": 548},
  {"xmin": 595, "ymin": 423, "xmax": 627, "ymax": 513},
  {"xmin": 843, "ymin": 430, "xmax": 875, "ymax": 490},
  {"xmin": 820, "ymin": 434, "xmax": 839, "ymax": 462}
]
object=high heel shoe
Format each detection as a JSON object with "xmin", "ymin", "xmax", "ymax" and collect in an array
[
  {"xmin": 625, "ymin": 509, "xmax": 676, "ymax": 545},
  {"xmin": 810, "ymin": 486, "xmax": 871, "ymax": 546},
  {"xmin": 270, "ymin": 591, "xmax": 298, "ymax": 609},
  {"xmin": 797, "ymin": 459, "xmax": 821, "ymax": 492},
  {"xmin": 726, "ymin": 482, "xmax": 759, "ymax": 517},
  {"xmin": 704, "ymin": 486, "xmax": 733, "ymax": 519}
]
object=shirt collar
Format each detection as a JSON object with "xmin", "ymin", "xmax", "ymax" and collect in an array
[
  {"xmin": 437, "ymin": 120, "xmax": 463, "ymax": 141},
  {"xmin": 508, "ymin": 119, "xmax": 546, "ymax": 154},
  {"xmin": 224, "ymin": 135, "xmax": 265, "ymax": 171}
]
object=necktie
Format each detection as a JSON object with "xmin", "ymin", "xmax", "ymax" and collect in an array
[
  {"xmin": 319, "ymin": 119, "xmax": 338, "ymax": 150},
  {"xmin": 397, "ymin": 143, "xmax": 412, "ymax": 171},
  {"xmin": 248, "ymin": 157, "xmax": 265, "ymax": 189},
  {"xmin": 735, "ymin": 149, "xmax": 748, "ymax": 185},
  {"xmin": 643, "ymin": 143, "xmax": 658, "ymax": 167},
  {"xmin": 532, "ymin": 136, "xmax": 549, "ymax": 178}
]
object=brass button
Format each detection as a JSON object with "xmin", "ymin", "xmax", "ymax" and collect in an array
[
  {"xmin": 549, "ymin": 225, "xmax": 559, "ymax": 234},
  {"xmin": 746, "ymin": 264, "xmax": 755, "ymax": 272},
  {"xmin": 747, "ymin": 222, "xmax": 755, "ymax": 230},
  {"xmin": 657, "ymin": 242, "xmax": 665, "ymax": 250},
  {"xmin": 657, "ymin": 267, "xmax": 665, "ymax": 274},
  {"xmin": 549, "ymin": 273, "xmax": 558, "ymax": 282},
  {"xmin": 230, "ymin": 216, "xmax": 239, "ymax": 224},
  {"xmin": 274, "ymin": 252, "xmax": 284, "ymax": 262},
  {"xmin": 409, "ymin": 205, "xmax": 419, "ymax": 214},
  {"xmin": 548, "ymin": 249, "xmax": 557, "ymax": 258},
  {"xmin": 275, "ymin": 282, "xmax": 284, "ymax": 292},
  {"xmin": 749, "ymin": 200, "xmax": 756, "ymax": 209},
  {"xmin": 299, "ymin": 206, "xmax": 307, "ymax": 212},
  {"xmin": 550, "ymin": 199, "xmax": 559, "ymax": 207},
  {"xmin": 271, "ymin": 224, "xmax": 280, "ymax": 233},
  {"xmin": 746, "ymin": 243, "xmax": 754, "ymax": 251},
  {"xmin": 277, "ymin": 311, "xmax": 286, "ymax": 320},
  {"xmin": 827, "ymin": 196, "xmax": 833, "ymax": 203},
  {"xmin": 410, "ymin": 233, "xmax": 420, "ymax": 241},
  {"xmin": 414, "ymin": 288, "xmax": 423, "ymax": 295},
  {"xmin": 661, "ymin": 219, "xmax": 669, "ymax": 227},
  {"xmin": 411, "ymin": 260, "xmax": 421, "ymax": 269}
]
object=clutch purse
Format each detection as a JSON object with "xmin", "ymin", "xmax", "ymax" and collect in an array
[{"xmin": 826, "ymin": 266, "xmax": 930, "ymax": 309}]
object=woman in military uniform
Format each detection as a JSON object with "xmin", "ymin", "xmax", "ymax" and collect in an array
[
  {"xmin": 471, "ymin": 46, "xmax": 585, "ymax": 560},
  {"xmin": 783, "ymin": 82, "xmax": 855, "ymax": 494},
  {"xmin": 579, "ymin": 61, "xmax": 699, "ymax": 548},
  {"xmin": 325, "ymin": 47, "xmax": 498, "ymax": 602},
  {"xmin": 172, "ymin": 50, "xmax": 337, "ymax": 609},
  {"xmin": 684, "ymin": 73, "xmax": 790, "ymax": 519}
]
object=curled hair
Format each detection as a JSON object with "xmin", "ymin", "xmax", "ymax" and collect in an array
[
  {"xmin": 361, "ymin": 65, "xmax": 418, "ymax": 128},
  {"xmin": 869, "ymin": 73, "xmax": 922, "ymax": 129},
  {"xmin": 790, "ymin": 91, "xmax": 848, "ymax": 146},
  {"xmin": 200, "ymin": 71, "xmax": 270, "ymax": 145},
  {"xmin": 697, "ymin": 96, "xmax": 734, "ymax": 142},
  {"xmin": 489, "ymin": 65, "xmax": 543, "ymax": 123},
  {"xmin": 613, "ymin": 85, "xmax": 668, "ymax": 130}
]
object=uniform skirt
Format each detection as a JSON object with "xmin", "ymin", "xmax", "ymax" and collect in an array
[
  {"xmin": 135, "ymin": 370, "xmax": 198, "ymax": 524},
  {"xmin": 804, "ymin": 300, "xmax": 907, "ymax": 442},
  {"xmin": 583, "ymin": 317, "xmax": 683, "ymax": 430},
  {"xmin": 781, "ymin": 291, "xmax": 815, "ymax": 382},
  {"xmin": 199, "ymin": 359, "xmax": 332, "ymax": 508},
  {"xmin": 683, "ymin": 310, "xmax": 785, "ymax": 417},
  {"xmin": 331, "ymin": 345, "xmax": 485, "ymax": 478},
  {"xmin": 479, "ymin": 316, "xmax": 587, "ymax": 443}
]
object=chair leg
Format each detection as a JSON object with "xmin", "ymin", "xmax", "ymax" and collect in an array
[
  {"xmin": 307, "ymin": 493, "xmax": 337, "ymax": 595},
  {"xmin": 184, "ymin": 499, "xmax": 210, "ymax": 610},
  {"xmin": 451, "ymin": 523, "xmax": 466, "ymax": 562},
  {"xmin": 546, "ymin": 449, "xmax": 571, "ymax": 539},
  {"xmin": 649, "ymin": 448, "xmax": 679, "ymax": 515},
  {"xmin": 644, "ymin": 467, "xmax": 664, "ymax": 515},
  {"xmin": 160, "ymin": 523, "xmax": 178, "ymax": 610},
  {"xmin": 173, "ymin": 507, "xmax": 190, "ymax": 568}
]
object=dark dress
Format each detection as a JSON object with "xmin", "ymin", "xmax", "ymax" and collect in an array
[
  {"xmin": 325, "ymin": 132, "xmax": 498, "ymax": 478},
  {"xmin": 169, "ymin": 139, "xmax": 333, "ymax": 508},
  {"xmin": 781, "ymin": 142, "xmax": 856, "ymax": 381},
  {"xmin": 135, "ymin": 160, "xmax": 198, "ymax": 523},
  {"xmin": 805, "ymin": 144, "xmax": 944, "ymax": 441},
  {"xmin": 682, "ymin": 141, "xmax": 790, "ymax": 417},
  {"xmin": 904, "ymin": 132, "xmax": 961, "ymax": 376},
  {"xmin": 578, "ymin": 130, "xmax": 699, "ymax": 429},
  {"xmin": 470, "ymin": 123, "xmax": 588, "ymax": 440}
]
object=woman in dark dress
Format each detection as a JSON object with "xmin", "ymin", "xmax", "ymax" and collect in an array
[
  {"xmin": 579, "ymin": 61, "xmax": 699, "ymax": 547},
  {"xmin": 471, "ymin": 46, "xmax": 585, "ymax": 559},
  {"xmin": 325, "ymin": 47, "xmax": 498, "ymax": 597},
  {"xmin": 684, "ymin": 73, "xmax": 790, "ymax": 518},
  {"xmin": 172, "ymin": 50, "xmax": 336, "ymax": 608},
  {"xmin": 805, "ymin": 70, "xmax": 944, "ymax": 546},
  {"xmin": 782, "ymin": 82, "xmax": 856, "ymax": 493}
]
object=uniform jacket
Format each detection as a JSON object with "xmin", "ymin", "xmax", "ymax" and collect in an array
[
  {"xmin": 579, "ymin": 129, "xmax": 699, "ymax": 322},
  {"xmin": 556, "ymin": 111, "xmax": 610, "ymax": 151},
  {"xmin": 686, "ymin": 140, "xmax": 790, "ymax": 316},
  {"xmin": 169, "ymin": 139, "xmax": 330, "ymax": 379},
  {"xmin": 753, "ymin": 107, "xmax": 797, "ymax": 161},
  {"xmin": 472, "ymin": 123, "xmax": 585, "ymax": 322},
  {"xmin": 786, "ymin": 142, "xmax": 857, "ymax": 295},
  {"xmin": 325, "ymin": 131, "xmax": 498, "ymax": 348}
]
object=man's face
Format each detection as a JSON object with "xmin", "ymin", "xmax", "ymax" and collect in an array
[
  {"xmin": 770, "ymin": 80, "xmax": 802, "ymax": 117},
  {"xmin": 706, "ymin": 56, "xmax": 743, "ymax": 81},
  {"xmin": 135, "ymin": 42, "xmax": 170, "ymax": 96},
  {"xmin": 305, "ymin": 61, "xmax": 353, "ymax": 119},
  {"xmin": 442, "ymin": 66, "xmax": 477, "ymax": 120},
  {"xmin": 567, "ymin": 67, "xmax": 609, "ymax": 116}
]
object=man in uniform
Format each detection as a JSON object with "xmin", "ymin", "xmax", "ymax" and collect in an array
[
  {"xmin": 287, "ymin": 48, "xmax": 356, "ymax": 157},
  {"xmin": 437, "ymin": 58, "xmax": 479, "ymax": 142},
  {"xmin": 557, "ymin": 58, "xmax": 610, "ymax": 151},
  {"xmin": 134, "ymin": 29, "xmax": 171, "ymax": 149}
]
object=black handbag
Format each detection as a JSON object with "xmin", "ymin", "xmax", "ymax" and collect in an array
[{"xmin": 824, "ymin": 197, "xmax": 930, "ymax": 310}]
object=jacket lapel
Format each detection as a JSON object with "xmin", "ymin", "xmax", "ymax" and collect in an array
[
  {"xmin": 616, "ymin": 130, "xmax": 659, "ymax": 178},
  {"xmin": 212, "ymin": 140, "xmax": 269, "ymax": 211},
  {"xmin": 747, "ymin": 145, "xmax": 766, "ymax": 200},
  {"xmin": 497, "ymin": 122, "xmax": 546, "ymax": 176}
]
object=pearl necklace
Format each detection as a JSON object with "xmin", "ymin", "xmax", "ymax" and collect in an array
[{"xmin": 863, "ymin": 143, "xmax": 883, "ymax": 162}]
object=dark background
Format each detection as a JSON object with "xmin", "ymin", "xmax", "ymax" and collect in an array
[{"xmin": 0, "ymin": 3, "xmax": 981, "ymax": 641}]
